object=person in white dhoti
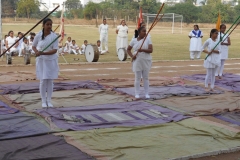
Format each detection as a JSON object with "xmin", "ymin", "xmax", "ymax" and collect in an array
[
  {"xmin": 127, "ymin": 27, "xmax": 153, "ymax": 99},
  {"xmin": 81, "ymin": 40, "xmax": 88, "ymax": 54},
  {"xmin": 97, "ymin": 40, "xmax": 107, "ymax": 54},
  {"xmin": 32, "ymin": 18, "xmax": 59, "ymax": 108},
  {"xmin": 1, "ymin": 35, "xmax": 8, "ymax": 53},
  {"xmin": 21, "ymin": 37, "xmax": 31, "ymax": 56},
  {"xmin": 116, "ymin": 20, "xmax": 128, "ymax": 54},
  {"xmin": 202, "ymin": 29, "xmax": 221, "ymax": 91},
  {"xmin": 17, "ymin": 33, "xmax": 24, "ymax": 57},
  {"xmin": 6, "ymin": 31, "xmax": 18, "ymax": 56},
  {"xmin": 189, "ymin": 25, "xmax": 203, "ymax": 60},
  {"xmin": 63, "ymin": 37, "xmax": 72, "ymax": 54},
  {"xmin": 99, "ymin": 19, "xmax": 109, "ymax": 53},
  {"xmin": 215, "ymin": 24, "xmax": 231, "ymax": 79},
  {"xmin": 70, "ymin": 40, "xmax": 80, "ymax": 55}
]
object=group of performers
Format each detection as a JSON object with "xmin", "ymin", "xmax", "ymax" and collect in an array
[
  {"xmin": 189, "ymin": 24, "xmax": 230, "ymax": 91},
  {"xmin": 2, "ymin": 17, "xmax": 231, "ymax": 107}
]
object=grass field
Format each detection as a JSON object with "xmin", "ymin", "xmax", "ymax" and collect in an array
[{"xmin": 1, "ymin": 23, "xmax": 240, "ymax": 64}]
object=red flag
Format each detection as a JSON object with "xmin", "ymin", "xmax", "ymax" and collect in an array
[
  {"xmin": 59, "ymin": 4, "xmax": 65, "ymax": 42},
  {"xmin": 138, "ymin": 7, "xmax": 143, "ymax": 29}
]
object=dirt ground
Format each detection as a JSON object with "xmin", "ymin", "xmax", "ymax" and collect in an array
[{"xmin": 0, "ymin": 59, "xmax": 240, "ymax": 160}]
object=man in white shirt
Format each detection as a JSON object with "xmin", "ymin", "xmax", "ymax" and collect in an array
[{"xmin": 99, "ymin": 19, "xmax": 109, "ymax": 53}]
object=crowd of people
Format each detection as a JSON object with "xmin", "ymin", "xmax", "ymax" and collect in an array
[{"xmin": 0, "ymin": 17, "xmax": 231, "ymax": 107}]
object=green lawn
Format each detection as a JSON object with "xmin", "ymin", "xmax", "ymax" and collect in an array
[{"xmin": 2, "ymin": 24, "xmax": 240, "ymax": 64}]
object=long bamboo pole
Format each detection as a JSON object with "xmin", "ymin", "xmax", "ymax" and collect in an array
[{"xmin": 0, "ymin": 5, "xmax": 60, "ymax": 57}]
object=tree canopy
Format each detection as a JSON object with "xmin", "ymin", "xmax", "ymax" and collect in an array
[{"xmin": 16, "ymin": 0, "xmax": 39, "ymax": 19}]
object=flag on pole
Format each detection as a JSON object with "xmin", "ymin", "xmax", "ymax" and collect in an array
[
  {"xmin": 216, "ymin": 12, "xmax": 221, "ymax": 31},
  {"xmin": 59, "ymin": 3, "xmax": 65, "ymax": 42},
  {"xmin": 137, "ymin": 7, "xmax": 143, "ymax": 29}
]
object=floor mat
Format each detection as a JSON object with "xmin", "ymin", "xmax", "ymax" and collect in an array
[
  {"xmin": 214, "ymin": 112, "xmax": 240, "ymax": 126},
  {"xmin": 7, "ymin": 90, "xmax": 133, "ymax": 112},
  {"xmin": 35, "ymin": 101, "xmax": 189, "ymax": 131},
  {"xmin": 0, "ymin": 134, "xmax": 94, "ymax": 160},
  {"xmin": 55, "ymin": 118, "xmax": 240, "ymax": 160},
  {"xmin": 97, "ymin": 77, "xmax": 184, "ymax": 88},
  {"xmin": 0, "ymin": 111, "xmax": 51, "ymax": 140},
  {"xmin": 182, "ymin": 73, "xmax": 240, "ymax": 92},
  {"xmin": 152, "ymin": 92, "xmax": 240, "ymax": 116},
  {"xmin": 0, "ymin": 100, "xmax": 18, "ymax": 115},
  {"xmin": 115, "ymin": 85, "xmax": 223, "ymax": 99},
  {"xmin": 0, "ymin": 80, "xmax": 103, "ymax": 95}
]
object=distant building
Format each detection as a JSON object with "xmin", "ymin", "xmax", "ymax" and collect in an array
[{"xmin": 39, "ymin": 0, "xmax": 65, "ymax": 12}]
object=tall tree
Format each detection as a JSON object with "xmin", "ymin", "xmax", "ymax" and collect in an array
[
  {"xmin": 65, "ymin": 0, "xmax": 82, "ymax": 10},
  {"xmin": 16, "ymin": 0, "xmax": 39, "ymax": 19}
]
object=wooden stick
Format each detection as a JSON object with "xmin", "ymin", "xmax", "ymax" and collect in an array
[
  {"xmin": 42, "ymin": 35, "xmax": 61, "ymax": 52},
  {"xmin": 132, "ymin": 3, "xmax": 164, "ymax": 61},
  {"xmin": 53, "ymin": 25, "xmax": 60, "ymax": 32},
  {"xmin": 0, "ymin": 5, "xmax": 60, "ymax": 57},
  {"xmin": 221, "ymin": 21, "xmax": 240, "ymax": 42}
]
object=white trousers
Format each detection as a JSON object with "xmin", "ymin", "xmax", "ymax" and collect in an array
[
  {"xmin": 215, "ymin": 59, "xmax": 225, "ymax": 76},
  {"xmin": 205, "ymin": 68, "xmax": 217, "ymax": 89},
  {"xmin": 190, "ymin": 51, "xmax": 201, "ymax": 59},
  {"xmin": 40, "ymin": 79, "xmax": 53, "ymax": 103},
  {"xmin": 100, "ymin": 34, "xmax": 108, "ymax": 51},
  {"xmin": 71, "ymin": 49, "xmax": 80, "ymax": 55},
  {"xmin": 134, "ymin": 70, "xmax": 149, "ymax": 96}
]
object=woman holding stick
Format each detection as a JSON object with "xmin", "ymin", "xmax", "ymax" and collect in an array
[
  {"xmin": 215, "ymin": 24, "xmax": 231, "ymax": 79},
  {"xmin": 202, "ymin": 29, "xmax": 221, "ymax": 91},
  {"xmin": 127, "ymin": 27, "xmax": 153, "ymax": 99},
  {"xmin": 32, "ymin": 18, "xmax": 59, "ymax": 108}
]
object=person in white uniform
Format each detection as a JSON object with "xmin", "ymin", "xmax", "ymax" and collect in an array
[
  {"xmin": 116, "ymin": 20, "xmax": 128, "ymax": 54},
  {"xmin": 17, "ymin": 32, "xmax": 24, "ymax": 57},
  {"xmin": 21, "ymin": 37, "xmax": 31, "ymax": 55},
  {"xmin": 70, "ymin": 40, "xmax": 80, "ymax": 55},
  {"xmin": 189, "ymin": 25, "xmax": 203, "ymax": 60},
  {"xmin": 6, "ymin": 30, "xmax": 18, "ymax": 55},
  {"xmin": 202, "ymin": 29, "xmax": 221, "ymax": 91},
  {"xmin": 32, "ymin": 18, "xmax": 59, "ymax": 108},
  {"xmin": 81, "ymin": 40, "xmax": 88, "ymax": 54},
  {"xmin": 99, "ymin": 19, "xmax": 109, "ymax": 53},
  {"xmin": 127, "ymin": 27, "xmax": 153, "ymax": 99},
  {"xmin": 97, "ymin": 40, "xmax": 107, "ymax": 54},
  {"xmin": 215, "ymin": 24, "xmax": 231, "ymax": 79},
  {"xmin": 63, "ymin": 37, "xmax": 72, "ymax": 54},
  {"xmin": 1, "ymin": 35, "xmax": 8, "ymax": 53}
]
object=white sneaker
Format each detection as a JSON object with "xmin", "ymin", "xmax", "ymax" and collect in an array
[
  {"xmin": 42, "ymin": 103, "xmax": 47, "ymax": 108},
  {"xmin": 145, "ymin": 94, "xmax": 150, "ymax": 99},
  {"xmin": 135, "ymin": 95, "xmax": 140, "ymax": 99},
  {"xmin": 47, "ymin": 102, "xmax": 53, "ymax": 107}
]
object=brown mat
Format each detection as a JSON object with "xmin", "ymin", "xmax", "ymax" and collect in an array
[
  {"xmin": 151, "ymin": 92, "xmax": 240, "ymax": 116},
  {"xmin": 97, "ymin": 77, "xmax": 185, "ymax": 88},
  {"xmin": 6, "ymin": 89, "xmax": 133, "ymax": 112},
  {"xmin": 0, "ymin": 71, "xmax": 36, "ymax": 82}
]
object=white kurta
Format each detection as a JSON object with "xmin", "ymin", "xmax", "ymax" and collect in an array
[
  {"xmin": 202, "ymin": 38, "xmax": 221, "ymax": 69},
  {"xmin": 99, "ymin": 24, "xmax": 108, "ymax": 51},
  {"xmin": 189, "ymin": 30, "xmax": 203, "ymax": 51},
  {"xmin": 116, "ymin": 25, "xmax": 128, "ymax": 53},
  {"xmin": 64, "ymin": 41, "xmax": 72, "ymax": 53},
  {"xmin": 6, "ymin": 36, "xmax": 17, "ymax": 53},
  {"xmin": 218, "ymin": 32, "xmax": 229, "ymax": 60},
  {"xmin": 81, "ymin": 44, "xmax": 86, "ymax": 53},
  {"xmin": 130, "ymin": 38, "xmax": 152, "ymax": 72},
  {"xmin": 33, "ymin": 31, "xmax": 59, "ymax": 80}
]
